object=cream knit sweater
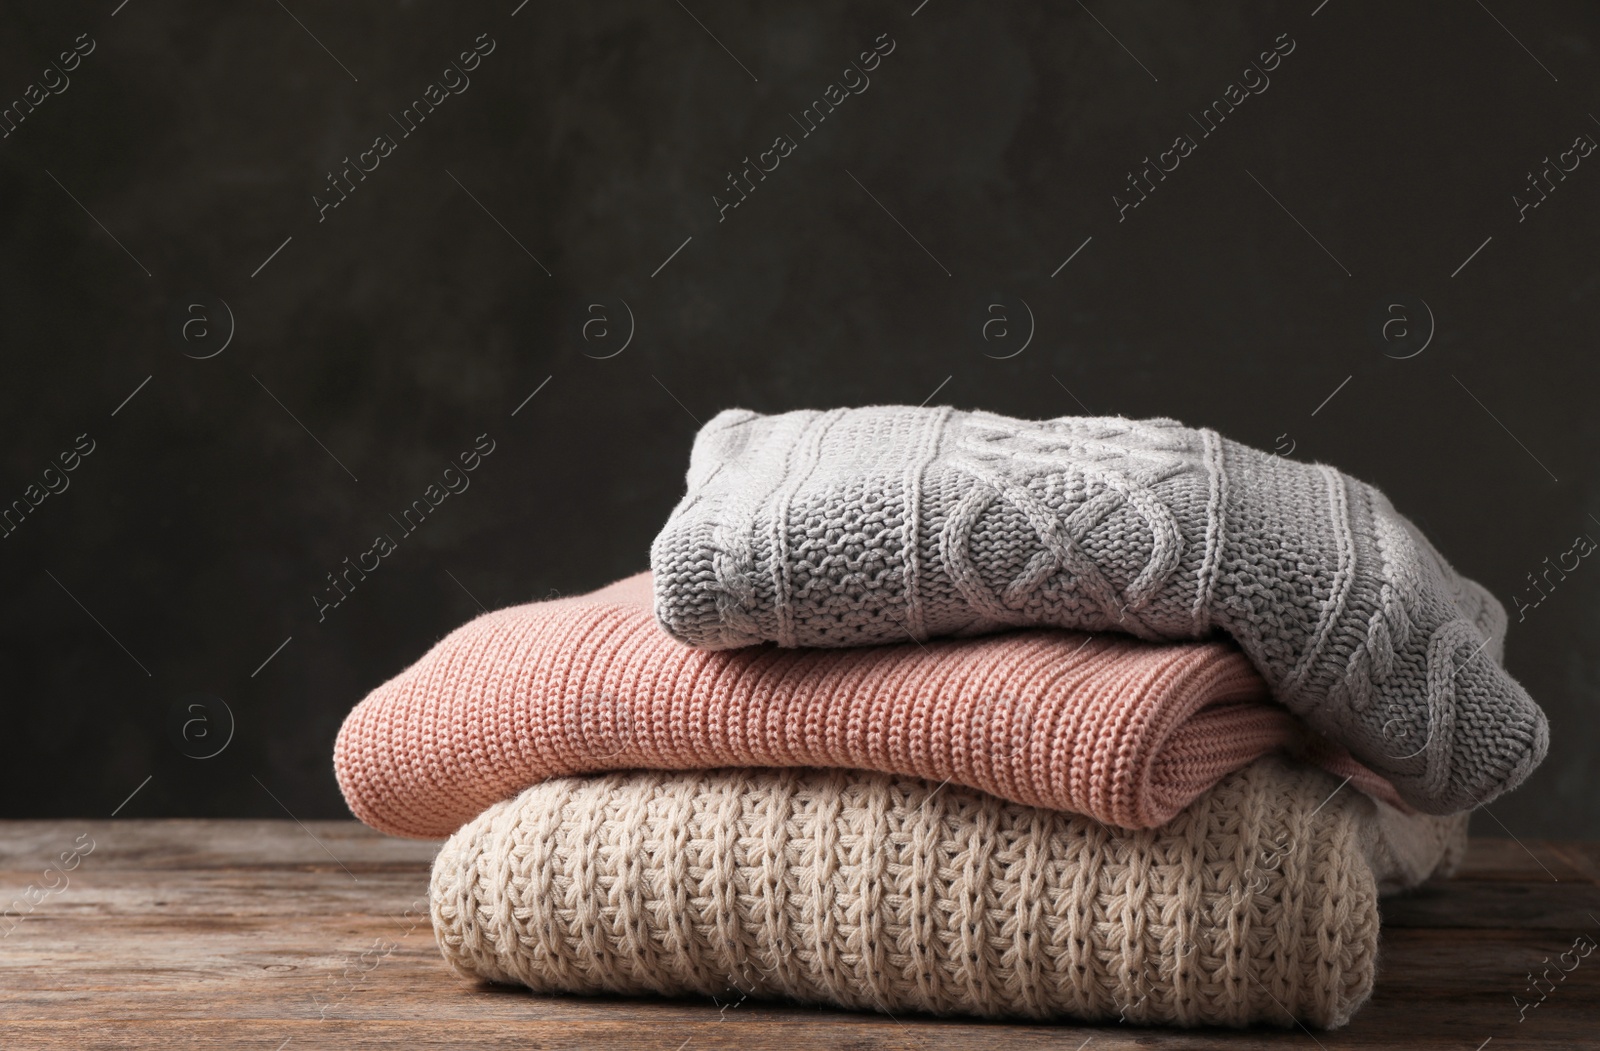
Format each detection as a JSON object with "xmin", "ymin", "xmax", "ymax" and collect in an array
[{"xmin": 431, "ymin": 757, "xmax": 1466, "ymax": 1028}]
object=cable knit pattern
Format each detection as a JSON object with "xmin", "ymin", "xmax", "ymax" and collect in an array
[
  {"xmin": 649, "ymin": 406, "xmax": 1548, "ymax": 814},
  {"xmin": 334, "ymin": 572, "xmax": 1406, "ymax": 839},
  {"xmin": 431, "ymin": 758, "xmax": 1468, "ymax": 1029}
]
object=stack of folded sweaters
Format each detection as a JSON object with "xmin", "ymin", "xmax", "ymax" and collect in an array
[{"xmin": 334, "ymin": 406, "xmax": 1548, "ymax": 1029}]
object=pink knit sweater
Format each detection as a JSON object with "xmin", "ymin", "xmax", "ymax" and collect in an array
[{"xmin": 335, "ymin": 573, "xmax": 1405, "ymax": 839}]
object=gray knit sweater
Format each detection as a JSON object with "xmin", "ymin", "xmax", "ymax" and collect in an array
[{"xmin": 650, "ymin": 406, "xmax": 1547, "ymax": 814}]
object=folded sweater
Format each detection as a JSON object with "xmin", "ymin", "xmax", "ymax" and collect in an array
[
  {"xmin": 335, "ymin": 572, "xmax": 1404, "ymax": 839},
  {"xmin": 431, "ymin": 757, "xmax": 1468, "ymax": 1028},
  {"xmin": 648, "ymin": 406, "xmax": 1546, "ymax": 815}
]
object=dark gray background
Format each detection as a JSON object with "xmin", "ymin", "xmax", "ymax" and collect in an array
[{"xmin": 1, "ymin": 0, "xmax": 1595, "ymax": 836}]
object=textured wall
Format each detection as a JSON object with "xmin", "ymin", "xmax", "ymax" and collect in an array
[{"xmin": 1, "ymin": 0, "xmax": 1595, "ymax": 836}]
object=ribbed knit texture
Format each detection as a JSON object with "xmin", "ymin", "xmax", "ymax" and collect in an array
[
  {"xmin": 649, "ymin": 406, "xmax": 1548, "ymax": 814},
  {"xmin": 335, "ymin": 572, "xmax": 1405, "ymax": 840},
  {"xmin": 431, "ymin": 758, "xmax": 1468, "ymax": 1029}
]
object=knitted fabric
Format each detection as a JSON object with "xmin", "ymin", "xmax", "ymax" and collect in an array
[
  {"xmin": 431, "ymin": 758, "xmax": 1468, "ymax": 1029},
  {"xmin": 335, "ymin": 572, "xmax": 1405, "ymax": 840},
  {"xmin": 649, "ymin": 406, "xmax": 1548, "ymax": 814}
]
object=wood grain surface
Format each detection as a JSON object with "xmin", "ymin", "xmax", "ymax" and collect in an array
[{"xmin": 1, "ymin": 821, "xmax": 1597, "ymax": 1049}]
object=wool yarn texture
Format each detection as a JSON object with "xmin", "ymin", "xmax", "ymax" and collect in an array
[
  {"xmin": 334, "ymin": 572, "xmax": 1404, "ymax": 840},
  {"xmin": 430, "ymin": 757, "xmax": 1468, "ymax": 1029},
  {"xmin": 649, "ymin": 406, "xmax": 1548, "ymax": 815}
]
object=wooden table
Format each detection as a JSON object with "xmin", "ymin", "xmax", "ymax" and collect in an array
[{"xmin": 2, "ymin": 821, "xmax": 1597, "ymax": 1049}]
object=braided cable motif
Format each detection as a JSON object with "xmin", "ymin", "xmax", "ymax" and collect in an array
[
  {"xmin": 939, "ymin": 416, "xmax": 1189, "ymax": 638},
  {"xmin": 768, "ymin": 411, "xmax": 841, "ymax": 648},
  {"xmin": 1338, "ymin": 507, "xmax": 1425, "ymax": 713},
  {"xmin": 707, "ymin": 470, "xmax": 762, "ymax": 643},
  {"xmin": 898, "ymin": 407, "xmax": 950, "ymax": 641},
  {"xmin": 1193, "ymin": 427, "xmax": 1228, "ymax": 635},
  {"xmin": 1419, "ymin": 619, "xmax": 1475, "ymax": 800},
  {"xmin": 1283, "ymin": 466, "xmax": 1356, "ymax": 698}
]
